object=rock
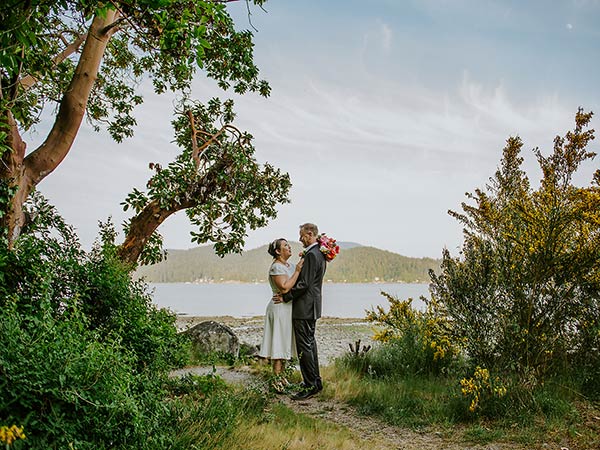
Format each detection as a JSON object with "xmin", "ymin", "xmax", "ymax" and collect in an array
[
  {"xmin": 183, "ymin": 321, "xmax": 240, "ymax": 358},
  {"xmin": 240, "ymin": 341, "xmax": 260, "ymax": 358}
]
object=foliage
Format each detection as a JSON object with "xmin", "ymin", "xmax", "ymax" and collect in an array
[
  {"xmin": 361, "ymin": 292, "xmax": 461, "ymax": 376},
  {"xmin": 167, "ymin": 377, "xmax": 269, "ymax": 450},
  {"xmin": 0, "ymin": 425, "xmax": 26, "ymax": 446},
  {"xmin": 429, "ymin": 109, "xmax": 600, "ymax": 387},
  {"xmin": 0, "ymin": 0, "xmax": 269, "ymax": 140},
  {"xmin": 0, "ymin": 194, "xmax": 195, "ymax": 448},
  {"xmin": 0, "ymin": 178, "xmax": 17, "ymax": 244},
  {"xmin": 328, "ymin": 362, "xmax": 597, "ymax": 447},
  {"xmin": 121, "ymin": 97, "xmax": 291, "ymax": 263},
  {"xmin": 459, "ymin": 366, "xmax": 507, "ymax": 413},
  {"xmin": 1, "ymin": 0, "xmax": 286, "ymax": 265}
]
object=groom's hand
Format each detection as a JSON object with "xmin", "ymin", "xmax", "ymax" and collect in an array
[{"xmin": 272, "ymin": 293, "xmax": 283, "ymax": 304}]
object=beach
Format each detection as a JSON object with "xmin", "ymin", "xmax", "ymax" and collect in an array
[{"xmin": 176, "ymin": 316, "xmax": 379, "ymax": 365}]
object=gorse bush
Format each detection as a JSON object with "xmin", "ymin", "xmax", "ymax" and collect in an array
[
  {"xmin": 430, "ymin": 109, "xmax": 600, "ymax": 391},
  {"xmin": 358, "ymin": 292, "xmax": 461, "ymax": 377},
  {"xmin": 333, "ymin": 112, "xmax": 600, "ymax": 446},
  {"xmin": 459, "ymin": 366, "xmax": 507, "ymax": 414}
]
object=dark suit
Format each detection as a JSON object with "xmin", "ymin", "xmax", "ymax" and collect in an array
[{"xmin": 284, "ymin": 244, "xmax": 326, "ymax": 390}]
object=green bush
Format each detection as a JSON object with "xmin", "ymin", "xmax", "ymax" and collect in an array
[
  {"xmin": 1, "ymin": 300, "xmax": 168, "ymax": 448},
  {"xmin": 0, "ymin": 195, "xmax": 195, "ymax": 447},
  {"xmin": 355, "ymin": 292, "xmax": 462, "ymax": 378},
  {"xmin": 429, "ymin": 110, "xmax": 600, "ymax": 390}
]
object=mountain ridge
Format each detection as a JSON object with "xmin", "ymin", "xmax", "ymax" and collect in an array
[{"xmin": 135, "ymin": 243, "xmax": 440, "ymax": 284}]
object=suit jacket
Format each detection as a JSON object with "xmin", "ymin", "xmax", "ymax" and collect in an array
[{"xmin": 284, "ymin": 244, "xmax": 326, "ymax": 319}]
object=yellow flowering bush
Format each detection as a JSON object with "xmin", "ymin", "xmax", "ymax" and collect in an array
[
  {"xmin": 430, "ymin": 110, "xmax": 600, "ymax": 391},
  {"xmin": 0, "ymin": 425, "xmax": 26, "ymax": 446},
  {"xmin": 366, "ymin": 292, "xmax": 461, "ymax": 375},
  {"xmin": 460, "ymin": 366, "xmax": 507, "ymax": 413}
]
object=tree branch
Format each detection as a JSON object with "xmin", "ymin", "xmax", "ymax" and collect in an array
[
  {"xmin": 186, "ymin": 111, "xmax": 246, "ymax": 169},
  {"xmin": 117, "ymin": 158, "xmax": 231, "ymax": 265},
  {"xmin": 18, "ymin": 32, "xmax": 88, "ymax": 91},
  {"xmin": 187, "ymin": 110, "xmax": 201, "ymax": 168},
  {"xmin": 23, "ymin": 10, "xmax": 119, "ymax": 187}
]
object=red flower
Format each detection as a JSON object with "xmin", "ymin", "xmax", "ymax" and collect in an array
[{"xmin": 317, "ymin": 234, "xmax": 340, "ymax": 262}]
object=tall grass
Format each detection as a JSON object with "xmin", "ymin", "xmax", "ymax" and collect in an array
[
  {"xmin": 328, "ymin": 344, "xmax": 600, "ymax": 448},
  {"xmin": 219, "ymin": 402, "xmax": 393, "ymax": 450}
]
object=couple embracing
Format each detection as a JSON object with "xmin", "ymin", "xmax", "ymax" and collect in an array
[{"xmin": 259, "ymin": 223, "xmax": 326, "ymax": 400}]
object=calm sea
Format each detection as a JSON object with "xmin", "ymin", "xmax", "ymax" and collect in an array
[{"xmin": 149, "ymin": 282, "xmax": 430, "ymax": 318}]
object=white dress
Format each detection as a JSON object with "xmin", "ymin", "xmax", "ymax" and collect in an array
[{"xmin": 258, "ymin": 261, "xmax": 297, "ymax": 360}]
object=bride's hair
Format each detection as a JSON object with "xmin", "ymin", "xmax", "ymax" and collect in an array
[{"xmin": 267, "ymin": 238, "xmax": 287, "ymax": 258}]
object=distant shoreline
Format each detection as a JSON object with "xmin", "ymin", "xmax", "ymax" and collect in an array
[{"xmin": 151, "ymin": 283, "xmax": 431, "ymax": 318}]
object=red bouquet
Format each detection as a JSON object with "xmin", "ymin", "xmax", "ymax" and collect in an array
[{"xmin": 317, "ymin": 234, "xmax": 340, "ymax": 262}]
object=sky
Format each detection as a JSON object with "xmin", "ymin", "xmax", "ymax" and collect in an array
[{"xmin": 28, "ymin": 0, "xmax": 600, "ymax": 258}]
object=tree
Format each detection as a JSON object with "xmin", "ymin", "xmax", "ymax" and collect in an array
[
  {"xmin": 1, "ymin": 0, "xmax": 280, "ymax": 259},
  {"xmin": 430, "ymin": 109, "xmax": 600, "ymax": 384},
  {"xmin": 118, "ymin": 98, "xmax": 291, "ymax": 265}
]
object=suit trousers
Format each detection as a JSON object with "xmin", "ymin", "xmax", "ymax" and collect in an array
[{"xmin": 293, "ymin": 319, "xmax": 322, "ymax": 390}]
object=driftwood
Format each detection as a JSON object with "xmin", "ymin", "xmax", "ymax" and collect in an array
[{"xmin": 348, "ymin": 339, "xmax": 371, "ymax": 356}]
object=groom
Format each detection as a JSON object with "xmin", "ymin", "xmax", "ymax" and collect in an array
[{"xmin": 276, "ymin": 223, "xmax": 326, "ymax": 400}]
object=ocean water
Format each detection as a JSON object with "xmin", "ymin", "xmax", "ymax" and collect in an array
[{"xmin": 149, "ymin": 282, "xmax": 430, "ymax": 318}]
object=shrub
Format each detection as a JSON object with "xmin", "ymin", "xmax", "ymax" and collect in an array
[
  {"xmin": 430, "ymin": 110, "xmax": 600, "ymax": 389},
  {"xmin": 459, "ymin": 366, "xmax": 508, "ymax": 414},
  {"xmin": 0, "ymin": 194, "xmax": 192, "ymax": 447},
  {"xmin": 361, "ymin": 292, "xmax": 461, "ymax": 377}
]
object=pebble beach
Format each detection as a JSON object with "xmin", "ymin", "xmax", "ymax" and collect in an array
[{"xmin": 176, "ymin": 315, "xmax": 378, "ymax": 365}]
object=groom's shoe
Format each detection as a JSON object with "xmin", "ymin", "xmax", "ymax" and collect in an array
[{"xmin": 290, "ymin": 386, "xmax": 320, "ymax": 401}]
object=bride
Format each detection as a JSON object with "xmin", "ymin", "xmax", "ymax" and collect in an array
[{"xmin": 258, "ymin": 238, "xmax": 304, "ymax": 389}]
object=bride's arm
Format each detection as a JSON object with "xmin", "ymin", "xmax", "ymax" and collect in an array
[{"xmin": 271, "ymin": 260, "xmax": 304, "ymax": 294}]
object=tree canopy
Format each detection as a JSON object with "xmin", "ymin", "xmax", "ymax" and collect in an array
[{"xmin": 1, "ymin": 0, "xmax": 288, "ymax": 264}]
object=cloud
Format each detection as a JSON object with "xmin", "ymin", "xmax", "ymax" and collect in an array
[
  {"xmin": 359, "ymin": 20, "xmax": 393, "ymax": 57},
  {"xmin": 26, "ymin": 1, "xmax": 600, "ymax": 259},
  {"xmin": 380, "ymin": 22, "xmax": 393, "ymax": 51}
]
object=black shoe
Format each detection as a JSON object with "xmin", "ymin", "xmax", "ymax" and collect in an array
[{"xmin": 290, "ymin": 387, "xmax": 319, "ymax": 401}]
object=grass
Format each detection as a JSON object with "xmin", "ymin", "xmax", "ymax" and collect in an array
[
  {"xmin": 218, "ymin": 402, "xmax": 392, "ymax": 450},
  {"xmin": 177, "ymin": 344, "xmax": 600, "ymax": 449},
  {"xmin": 322, "ymin": 361, "xmax": 600, "ymax": 449},
  {"xmin": 165, "ymin": 359, "xmax": 600, "ymax": 449},
  {"xmin": 321, "ymin": 365, "xmax": 457, "ymax": 429}
]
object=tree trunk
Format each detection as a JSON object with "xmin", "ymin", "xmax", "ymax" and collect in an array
[
  {"xmin": 117, "ymin": 161, "xmax": 228, "ymax": 266},
  {"xmin": 0, "ymin": 10, "xmax": 118, "ymax": 246},
  {"xmin": 117, "ymin": 199, "xmax": 187, "ymax": 266}
]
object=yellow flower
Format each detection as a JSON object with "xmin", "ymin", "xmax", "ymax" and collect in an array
[{"xmin": 0, "ymin": 425, "xmax": 26, "ymax": 445}]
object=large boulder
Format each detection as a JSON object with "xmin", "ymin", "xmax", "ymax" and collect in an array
[{"xmin": 184, "ymin": 321, "xmax": 240, "ymax": 358}]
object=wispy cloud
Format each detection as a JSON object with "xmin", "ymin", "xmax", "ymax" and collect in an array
[
  {"xmin": 380, "ymin": 22, "xmax": 393, "ymax": 51},
  {"xmin": 30, "ymin": 0, "xmax": 600, "ymax": 258}
]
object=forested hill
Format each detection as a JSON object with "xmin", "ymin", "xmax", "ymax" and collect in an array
[{"xmin": 135, "ymin": 243, "xmax": 440, "ymax": 283}]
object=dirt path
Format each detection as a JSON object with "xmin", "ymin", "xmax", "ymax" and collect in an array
[
  {"xmin": 173, "ymin": 316, "xmax": 533, "ymax": 449},
  {"xmin": 172, "ymin": 365, "xmax": 524, "ymax": 450},
  {"xmin": 275, "ymin": 394, "xmax": 522, "ymax": 450}
]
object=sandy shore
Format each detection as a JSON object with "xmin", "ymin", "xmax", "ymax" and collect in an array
[{"xmin": 176, "ymin": 315, "xmax": 379, "ymax": 365}]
